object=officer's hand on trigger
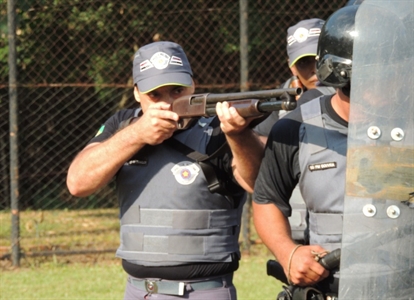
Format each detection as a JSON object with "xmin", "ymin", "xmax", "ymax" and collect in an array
[{"xmin": 133, "ymin": 102, "xmax": 180, "ymax": 146}]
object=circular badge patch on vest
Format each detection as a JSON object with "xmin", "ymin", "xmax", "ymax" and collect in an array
[{"xmin": 171, "ymin": 161, "xmax": 200, "ymax": 185}]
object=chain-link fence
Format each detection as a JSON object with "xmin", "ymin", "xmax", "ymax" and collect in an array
[{"xmin": 1, "ymin": 0, "xmax": 348, "ymax": 259}]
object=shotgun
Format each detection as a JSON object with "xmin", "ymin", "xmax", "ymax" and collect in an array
[{"xmin": 170, "ymin": 87, "xmax": 302, "ymax": 129}]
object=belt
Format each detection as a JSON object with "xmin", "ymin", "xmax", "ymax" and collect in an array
[{"xmin": 129, "ymin": 274, "xmax": 233, "ymax": 296}]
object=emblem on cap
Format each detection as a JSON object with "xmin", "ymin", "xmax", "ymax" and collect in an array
[
  {"xmin": 139, "ymin": 52, "xmax": 185, "ymax": 72},
  {"xmin": 151, "ymin": 52, "xmax": 171, "ymax": 69},
  {"xmin": 171, "ymin": 161, "xmax": 200, "ymax": 185},
  {"xmin": 294, "ymin": 27, "xmax": 310, "ymax": 43},
  {"xmin": 288, "ymin": 27, "xmax": 321, "ymax": 45}
]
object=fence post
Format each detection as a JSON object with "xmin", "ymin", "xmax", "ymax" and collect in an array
[
  {"xmin": 239, "ymin": 0, "xmax": 251, "ymax": 254},
  {"xmin": 239, "ymin": 0, "xmax": 249, "ymax": 93},
  {"xmin": 8, "ymin": 0, "xmax": 20, "ymax": 267}
]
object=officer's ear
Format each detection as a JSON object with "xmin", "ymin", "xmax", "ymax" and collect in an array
[
  {"xmin": 133, "ymin": 86, "xmax": 141, "ymax": 103},
  {"xmin": 290, "ymin": 64, "xmax": 298, "ymax": 77}
]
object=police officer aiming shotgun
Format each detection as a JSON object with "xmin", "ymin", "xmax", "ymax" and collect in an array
[{"xmin": 66, "ymin": 41, "xmax": 267, "ymax": 300}]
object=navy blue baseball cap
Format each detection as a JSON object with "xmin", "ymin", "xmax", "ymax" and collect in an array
[
  {"xmin": 133, "ymin": 41, "xmax": 193, "ymax": 93},
  {"xmin": 287, "ymin": 18, "xmax": 325, "ymax": 67}
]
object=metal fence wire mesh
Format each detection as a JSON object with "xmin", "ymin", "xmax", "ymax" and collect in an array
[{"xmin": 2, "ymin": 1, "xmax": 347, "ymax": 209}]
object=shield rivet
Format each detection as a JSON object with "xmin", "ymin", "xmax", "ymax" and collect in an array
[
  {"xmin": 363, "ymin": 204, "xmax": 376, "ymax": 217},
  {"xmin": 386, "ymin": 205, "xmax": 400, "ymax": 219},
  {"xmin": 367, "ymin": 126, "xmax": 381, "ymax": 140},
  {"xmin": 391, "ymin": 128, "xmax": 404, "ymax": 141}
]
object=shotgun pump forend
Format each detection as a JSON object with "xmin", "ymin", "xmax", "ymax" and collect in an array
[{"xmin": 170, "ymin": 87, "xmax": 302, "ymax": 129}]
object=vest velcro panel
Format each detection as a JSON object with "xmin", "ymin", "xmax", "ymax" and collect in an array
[
  {"xmin": 121, "ymin": 208, "xmax": 239, "ymax": 229},
  {"xmin": 120, "ymin": 233, "xmax": 235, "ymax": 255}
]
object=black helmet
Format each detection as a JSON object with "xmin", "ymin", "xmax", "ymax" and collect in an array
[{"xmin": 316, "ymin": 5, "xmax": 359, "ymax": 88}]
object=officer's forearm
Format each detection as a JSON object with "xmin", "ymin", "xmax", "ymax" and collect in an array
[
  {"xmin": 66, "ymin": 124, "xmax": 147, "ymax": 197},
  {"xmin": 227, "ymin": 128, "xmax": 264, "ymax": 193},
  {"xmin": 252, "ymin": 202, "xmax": 296, "ymax": 269}
]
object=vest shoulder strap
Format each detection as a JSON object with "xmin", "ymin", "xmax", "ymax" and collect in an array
[{"xmin": 300, "ymin": 97, "xmax": 328, "ymax": 154}]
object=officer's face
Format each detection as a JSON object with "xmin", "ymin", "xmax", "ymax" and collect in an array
[
  {"xmin": 291, "ymin": 56, "xmax": 318, "ymax": 90},
  {"xmin": 135, "ymin": 82, "xmax": 195, "ymax": 112}
]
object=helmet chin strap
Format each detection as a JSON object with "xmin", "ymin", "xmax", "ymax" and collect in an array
[{"xmin": 341, "ymin": 83, "xmax": 351, "ymax": 97}]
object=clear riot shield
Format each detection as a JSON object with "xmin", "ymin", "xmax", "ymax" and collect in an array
[{"xmin": 339, "ymin": 1, "xmax": 414, "ymax": 299}]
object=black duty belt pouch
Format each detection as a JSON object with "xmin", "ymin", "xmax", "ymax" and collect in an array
[{"xmin": 277, "ymin": 285, "xmax": 325, "ymax": 300}]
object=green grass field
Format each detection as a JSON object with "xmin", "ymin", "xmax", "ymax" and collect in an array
[{"xmin": 0, "ymin": 209, "xmax": 283, "ymax": 299}]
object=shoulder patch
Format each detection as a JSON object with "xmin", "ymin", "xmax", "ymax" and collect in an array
[{"xmin": 95, "ymin": 125, "xmax": 105, "ymax": 137}]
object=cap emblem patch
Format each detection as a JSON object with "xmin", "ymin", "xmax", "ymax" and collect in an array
[
  {"xmin": 139, "ymin": 52, "xmax": 185, "ymax": 72},
  {"xmin": 288, "ymin": 27, "xmax": 321, "ymax": 45},
  {"xmin": 294, "ymin": 27, "xmax": 310, "ymax": 43},
  {"xmin": 150, "ymin": 52, "xmax": 170, "ymax": 70}
]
